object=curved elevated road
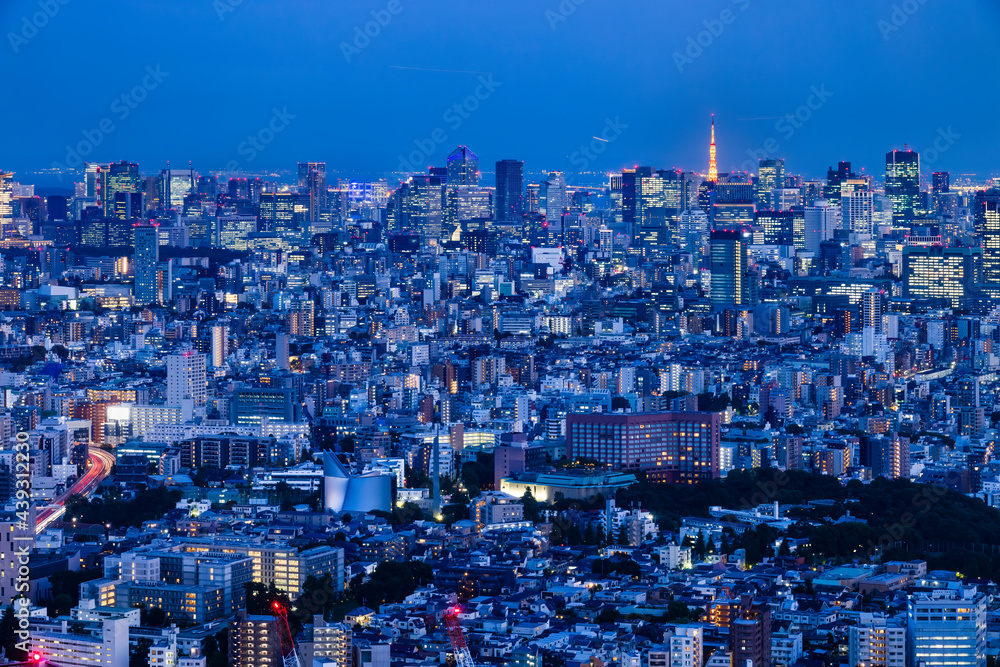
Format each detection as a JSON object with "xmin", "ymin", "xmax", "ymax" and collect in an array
[{"xmin": 35, "ymin": 448, "xmax": 116, "ymax": 534}]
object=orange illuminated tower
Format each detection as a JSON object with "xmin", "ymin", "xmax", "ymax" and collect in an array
[{"xmin": 708, "ymin": 115, "xmax": 718, "ymax": 182}]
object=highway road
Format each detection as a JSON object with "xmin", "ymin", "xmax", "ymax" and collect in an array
[{"xmin": 35, "ymin": 448, "xmax": 116, "ymax": 534}]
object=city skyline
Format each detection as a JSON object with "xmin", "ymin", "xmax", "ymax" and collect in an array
[{"xmin": 2, "ymin": 1, "xmax": 999, "ymax": 181}]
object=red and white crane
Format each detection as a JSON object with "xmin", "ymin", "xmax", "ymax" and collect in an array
[
  {"xmin": 272, "ymin": 601, "xmax": 302, "ymax": 667},
  {"xmin": 443, "ymin": 606, "xmax": 476, "ymax": 667}
]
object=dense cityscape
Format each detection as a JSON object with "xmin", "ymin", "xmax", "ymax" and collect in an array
[{"xmin": 4, "ymin": 3, "xmax": 1000, "ymax": 667}]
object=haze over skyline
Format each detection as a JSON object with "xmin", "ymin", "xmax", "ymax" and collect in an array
[{"xmin": 3, "ymin": 0, "xmax": 999, "ymax": 183}]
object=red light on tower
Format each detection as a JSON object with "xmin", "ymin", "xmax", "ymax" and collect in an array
[{"xmin": 32, "ymin": 652, "xmax": 42, "ymax": 664}]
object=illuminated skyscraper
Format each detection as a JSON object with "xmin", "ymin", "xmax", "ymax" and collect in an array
[
  {"xmin": 298, "ymin": 162, "xmax": 327, "ymax": 225},
  {"xmin": 260, "ymin": 192, "xmax": 296, "ymax": 235},
  {"xmin": 398, "ymin": 174, "xmax": 444, "ymax": 243},
  {"xmin": 823, "ymin": 161, "xmax": 866, "ymax": 205},
  {"xmin": 756, "ymin": 158, "xmax": 784, "ymax": 210},
  {"xmin": 710, "ymin": 228, "xmax": 749, "ymax": 308},
  {"xmin": 804, "ymin": 199, "xmax": 842, "ymax": 253},
  {"xmin": 133, "ymin": 223, "xmax": 160, "ymax": 306},
  {"xmin": 903, "ymin": 245, "xmax": 981, "ymax": 307},
  {"xmin": 446, "ymin": 146, "xmax": 478, "ymax": 186},
  {"xmin": 444, "ymin": 185, "xmax": 491, "ymax": 234},
  {"xmin": 166, "ymin": 351, "xmax": 207, "ymax": 407},
  {"xmin": 885, "ymin": 149, "xmax": 920, "ymax": 224},
  {"xmin": 495, "ymin": 159, "xmax": 523, "ymax": 221},
  {"xmin": 755, "ymin": 210, "xmax": 795, "ymax": 246},
  {"xmin": 160, "ymin": 168, "xmax": 195, "ymax": 211},
  {"xmin": 843, "ymin": 190, "xmax": 875, "ymax": 235},
  {"xmin": 211, "ymin": 324, "xmax": 228, "ymax": 369},
  {"xmin": 932, "ymin": 171, "xmax": 950, "ymax": 213},
  {"xmin": 982, "ymin": 198, "xmax": 1000, "ymax": 283},
  {"xmin": 219, "ymin": 213, "xmax": 257, "ymax": 250},
  {"xmin": 861, "ymin": 288, "xmax": 887, "ymax": 334},
  {"xmin": 540, "ymin": 172, "xmax": 566, "ymax": 225},
  {"xmin": 707, "ymin": 115, "xmax": 718, "ymax": 182},
  {"xmin": 0, "ymin": 171, "xmax": 12, "ymax": 236},
  {"xmin": 712, "ymin": 182, "xmax": 755, "ymax": 226},
  {"xmin": 621, "ymin": 166, "xmax": 652, "ymax": 238},
  {"xmin": 85, "ymin": 162, "xmax": 107, "ymax": 200},
  {"xmin": 101, "ymin": 160, "xmax": 141, "ymax": 218}
]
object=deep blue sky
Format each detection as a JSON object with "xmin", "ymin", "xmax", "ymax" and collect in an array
[{"xmin": 3, "ymin": 0, "xmax": 999, "ymax": 185}]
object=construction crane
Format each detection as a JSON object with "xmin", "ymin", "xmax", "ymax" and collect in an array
[
  {"xmin": 443, "ymin": 606, "xmax": 476, "ymax": 667},
  {"xmin": 272, "ymin": 601, "xmax": 302, "ymax": 667}
]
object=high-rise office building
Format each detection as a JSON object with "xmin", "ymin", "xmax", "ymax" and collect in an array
[
  {"xmin": 0, "ymin": 171, "xmax": 13, "ymax": 237},
  {"xmin": 446, "ymin": 145, "xmax": 478, "ymax": 186},
  {"xmin": 712, "ymin": 182, "xmax": 755, "ymax": 226},
  {"xmin": 622, "ymin": 166, "xmax": 652, "ymax": 232},
  {"xmin": 803, "ymin": 199, "xmax": 842, "ymax": 253},
  {"xmin": 907, "ymin": 585, "xmax": 986, "ymax": 667},
  {"xmin": 755, "ymin": 210, "xmax": 795, "ymax": 246},
  {"xmin": 635, "ymin": 168, "xmax": 686, "ymax": 251},
  {"xmin": 541, "ymin": 172, "xmax": 567, "ymax": 225},
  {"xmin": 843, "ymin": 189, "xmax": 875, "ymax": 235},
  {"xmin": 756, "ymin": 158, "xmax": 785, "ymax": 210},
  {"xmin": 886, "ymin": 149, "xmax": 920, "ymax": 224},
  {"xmin": 565, "ymin": 411, "xmax": 720, "ymax": 483},
  {"xmin": 772, "ymin": 187, "xmax": 800, "ymax": 210},
  {"xmin": 166, "ymin": 351, "xmax": 208, "ymax": 407},
  {"xmin": 495, "ymin": 159, "xmax": 524, "ymax": 221},
  {"xmin": 101, "ymin": 160, "xmax": 142, "ymax": 218},
  {"xmin": 861, "ymin": 288, "xmax": 888, "ymax": 334},
  {"xmin": 161, "ymin": 168, "xmax": 196, "ymax": 211},
  {"xmin": 298, "ymin": 162, "xmax": 327, "ymax": 225},
  {"xmin": 219, "ymin": 213, "xmax": 257, "ymax": 250},
  {"xmin": 399, "ymin": 174, "xmax": 444, "ymax": 243},
  {"xmin": 276, "ymin": 332, "xmax": 290, "ymax": 370},
  {"xmin": 210, "ymin": 324, "xmax": 228, "ymax": 369},
  {"xmin": 932, "ymin": 171, "xmax": 950, "ymax": 213},
  {"xmin": 849, "ymin": 613, "xmax": 906, "ymax": 667},
  {"xmin": 133, "ymin": 223, "xmax": 161, "ymax": 306},
  {"xmin": 444, "ymin": 185, "xmax": 491, "ymax": 233},
  {"xmin": 980, "ymin": 198, "xmax": 1000, "ymax": 283},
  {"xmin": 710, "ymin": 229, "xmax": 750, "ymax": 308},
  {"xmin": 824, "ymin": 161, "xmax": 867, "ymax": 205},
  {"xmin": 260, "ymin": 192, "xmax": 296, "ymax": 235},
  {"xmin": 903, "ymin": 245, "xmax": 981, "ymax": 307}
]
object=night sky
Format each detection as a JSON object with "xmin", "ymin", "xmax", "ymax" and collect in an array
[{"xmin": 3, "ymin": 0, "xmax": 999, "ymax": 185}]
